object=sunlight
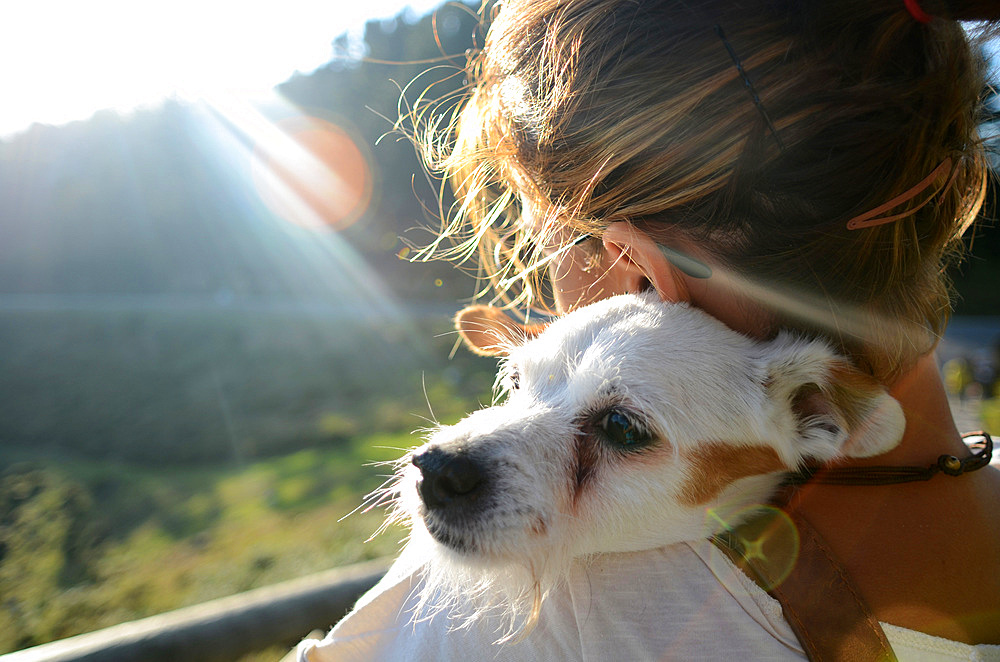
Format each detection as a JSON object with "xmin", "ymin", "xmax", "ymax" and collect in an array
[
  {"xmin": 0, "ymin": 0, "xmax": 447, "ymax": 137},
  {"xmin": 705, "ymin": 261, "xmax": 931, "ymax": 358},
  {"xmin": 251, "ymin": 115, "xmax": 373, "ymax": 232},
  {"xmin": 197, "ymin": 91, "xmax": 421, "ymax": 334}
]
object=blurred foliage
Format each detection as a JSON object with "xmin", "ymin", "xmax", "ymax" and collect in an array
[
  {"xmin": 982, "ymin": 398, "xmax": 1000, "ymax": 431},
  {"xmin": 0, "ymin": 308, "xmax": 495, "ymax": 651},
  {"xmin": 954, "ymin": 215, "xmax": 1000, "ymax": 315},
  {"xmin": 0, "ymin": 310, "xmax": 493, "ymax": 463},
  {"xmin": 0, "ymin": 429, "xmax": 473, "ymax": 654}
]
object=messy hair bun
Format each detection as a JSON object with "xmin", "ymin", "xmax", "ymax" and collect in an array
[{"xmin": 416, "ymin": 0, "xmax": 999, "ymax": 382}]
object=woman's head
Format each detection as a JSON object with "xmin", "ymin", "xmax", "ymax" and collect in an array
[{"xmin": 417, "ymin": 0, "xmax": 997, "ymax": 382}]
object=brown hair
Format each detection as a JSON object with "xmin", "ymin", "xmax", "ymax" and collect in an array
[{"xmin": 413, "ymin": 0, "xmax": 998, "ymax": 382}]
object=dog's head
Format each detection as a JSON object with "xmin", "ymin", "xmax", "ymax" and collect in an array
[{"xmin": 384, "ymin": 293, "xmax": 904, "ymax": 632}]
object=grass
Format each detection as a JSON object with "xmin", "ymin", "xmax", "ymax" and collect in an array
[{"xmin": 0, "ymin": 432, "xmax": 430, "ymax": 655}]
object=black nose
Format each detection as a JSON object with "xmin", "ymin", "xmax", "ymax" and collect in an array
[{"xmin": 412, "ymin": 446, "xmax": 485, "ymax": 510}]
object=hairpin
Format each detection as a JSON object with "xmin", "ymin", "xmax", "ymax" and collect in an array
[
  {"xmin": 658, "ymin": 244, "xmax": 713, "ymax": 279},
  {"xmin": 846, "ymin": 158, "xmax": 953, "ymax": 230},
  {"xmin": 904, "ymin": 0, "xmax": 933, "ymax": 23},
  {"xmin": 715, "ymin": 24, "xmax": 786, "ymax": 152}
]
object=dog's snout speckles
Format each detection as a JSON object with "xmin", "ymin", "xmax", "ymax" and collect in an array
[{"xmin": 412, "ymin": 446, "xmax": 486, "ymax": 510}]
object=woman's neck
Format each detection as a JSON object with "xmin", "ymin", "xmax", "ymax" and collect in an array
[{"xmin": 788, "ymin": 352, "xmax": 1000, "ymax": 644}]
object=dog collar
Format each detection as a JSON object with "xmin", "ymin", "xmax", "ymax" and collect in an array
[{"xmin": 783, "ymin": 431, "xmax": 993, "ymax": 487}]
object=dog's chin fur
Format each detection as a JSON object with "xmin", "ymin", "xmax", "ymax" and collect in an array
[
  {"xmin": 396, "ymin": 474, "xmax": 782, "ymax": 642},
  {"xmin": 403, "ymin": 523, "xmax": 560, "ymax": 642},
  {"xmin": 386, "ymin": 465, "xmax": 574, "ymax": 641},
  {"xmin": 376, "ymin": 293, "xmax": 905, "ymax": 642}
]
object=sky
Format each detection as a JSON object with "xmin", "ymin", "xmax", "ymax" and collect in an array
[{"xmin": 0, "ymin": 0, "xmax": 449, "ymax": 138}]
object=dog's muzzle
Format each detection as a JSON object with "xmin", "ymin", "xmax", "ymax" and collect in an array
[{"xmin": 412, "ymin": 446, "xmax": 486, "ymax": 511}]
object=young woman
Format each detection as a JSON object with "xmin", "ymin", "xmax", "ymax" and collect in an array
[{"xmin": 300, "ymin": 1, "xmax": 1000, "ymax": 658}]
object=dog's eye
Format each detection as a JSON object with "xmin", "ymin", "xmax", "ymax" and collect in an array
[{"xmin": 600, "ymin": 409, "xmax": 652, "ymax": 449}]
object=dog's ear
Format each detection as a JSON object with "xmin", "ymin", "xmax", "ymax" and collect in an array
[
  {"xmin": 762, "ymin": 335, "xmax": 905, "ymax": 464},
  {"xmin": 454, "ymin": 305, "xmax": 548, "ymax": 357}
]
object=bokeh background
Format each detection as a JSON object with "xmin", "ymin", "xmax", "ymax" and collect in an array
[{"xmin": 0, "ymin": 2, "xmax": 997, "ymax": 658}]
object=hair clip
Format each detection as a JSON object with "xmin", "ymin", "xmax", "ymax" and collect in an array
[
  {"xmin": 715, "ymin": 25, "xmax": 785, "ymax": 152},
  {"xmin": 904, "ymin": 0, "xmax": 933, "ymax": 23},
  {"xmin": 658, "ymin": 244, "xmax": 713, "ymax": 279},
  {"xmin": 846, "ymin": 158, "xmax": 953, "ymax": 230}
]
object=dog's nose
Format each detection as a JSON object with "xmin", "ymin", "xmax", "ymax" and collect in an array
[{"xmin": 412, "ymin": 446, "xmax": 485, "ymax": 509}]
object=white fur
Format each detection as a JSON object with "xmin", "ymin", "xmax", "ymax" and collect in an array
[{"xmin": 371, "ymin": 293, "xmax": 905, "ymax": 640}]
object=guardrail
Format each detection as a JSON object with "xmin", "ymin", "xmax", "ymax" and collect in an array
[{"xmin": 0, "ymin": 558, "xmax": 391, "ymax": 662}]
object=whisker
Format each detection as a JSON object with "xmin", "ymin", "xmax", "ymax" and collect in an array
[{"xmin": 421, "ymin": 372, "xmax": 438, "ymax": 425}]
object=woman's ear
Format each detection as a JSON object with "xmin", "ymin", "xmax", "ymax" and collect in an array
[{"xmin": 601, "ymin": 222, "xmax": 692, "ymax": 303}]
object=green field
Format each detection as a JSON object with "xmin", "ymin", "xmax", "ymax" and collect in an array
[{"xmin": 0, "ymin": 438, "xmax": 414, "ymax": 654}]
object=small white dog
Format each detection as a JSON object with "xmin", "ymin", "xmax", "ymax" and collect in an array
[{"xmin": 373, "ymin": 293, "xmax": 904, "ymax": 638}]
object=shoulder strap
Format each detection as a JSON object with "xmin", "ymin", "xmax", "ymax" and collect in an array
[{"xmin": 711, "ymin": 506, "xmax": 897, "ymax": 662}]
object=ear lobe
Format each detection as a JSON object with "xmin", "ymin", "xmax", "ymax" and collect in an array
[
  {"xmin": 454, "ymin": 305, "xmax": 548, "ymax": 357},
  {"xmin": 601, "ymin": 222, "xmax": 691, "ymax": 303},
  {"xmin": 763, "ymin": 336, "xmax": 905, "ymax": 464}
]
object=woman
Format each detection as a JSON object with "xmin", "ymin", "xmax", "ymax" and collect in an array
[{"xmin": 300, "ymin": 0, "xmax": 1000, "ymax": 658}]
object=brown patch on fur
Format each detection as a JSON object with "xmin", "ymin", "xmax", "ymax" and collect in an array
[
  {"xmin": 679, "ymin": 443, "xmax": 787, "ymax": 506},
  {"xmin": 529, "ymin": 515, "xmax": 548, "ymax": 537},
  {"xmin": 825, "ymin": 360, "xmax": 881, "ymax": 430}
]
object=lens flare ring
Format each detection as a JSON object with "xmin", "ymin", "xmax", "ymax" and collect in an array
[
  {"xmin": 708, "ymin": 504, "xmax": 801, "ymax": 591},
  {"xmin": 251, "ymin": 113, "xmax": 374, "ymax": 232}
]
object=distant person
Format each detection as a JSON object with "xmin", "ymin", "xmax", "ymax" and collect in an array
[
  {"xmin": 944, "ymin": 356, "xmax": 975, "ymax": 402},
  {"xmin": 300, "ymin": 1, "xmax": 1000, "ymax": 659},
  {"xmin": 973, "ymin": 354, "xmax": 997, "ymax": 399}
]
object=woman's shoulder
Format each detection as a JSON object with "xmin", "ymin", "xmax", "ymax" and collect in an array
[{"xmin": 297, "ymin": 542, "xmax": 806, "ymax": 662}]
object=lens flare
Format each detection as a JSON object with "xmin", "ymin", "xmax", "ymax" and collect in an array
[
  {"xmin": 708, "ymin": 504, "xmax": 800, "ymax": 591},
  {"xmin": 196, "ymin": 91, "xmax": 418, "ymax": 338},
  {"xmin": 251, "ymin": 115, "xmax": 373, "ymax": 231}
]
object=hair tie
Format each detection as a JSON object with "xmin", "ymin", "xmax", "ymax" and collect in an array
[
  {"xmin": 904, "ymin": 0, "xmax": 933, "ymax": 23},
  {"xmin": 846, "ymin": 158, "xmax": 952, "ymax": 230}
]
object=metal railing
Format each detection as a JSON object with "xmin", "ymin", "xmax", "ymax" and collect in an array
[{"xmin": 0, "ymin": 558, "xmax": 391, "ymax": 662}]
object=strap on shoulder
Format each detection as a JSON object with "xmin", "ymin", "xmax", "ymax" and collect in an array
[{"xmin": 711, "ymin": 506, "xmax": 897, "ymax": 662}]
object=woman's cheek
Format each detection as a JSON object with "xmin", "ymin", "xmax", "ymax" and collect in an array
[{"xmin": 549, "ymin": 247, "xmax": 622, "ymax": 313}]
